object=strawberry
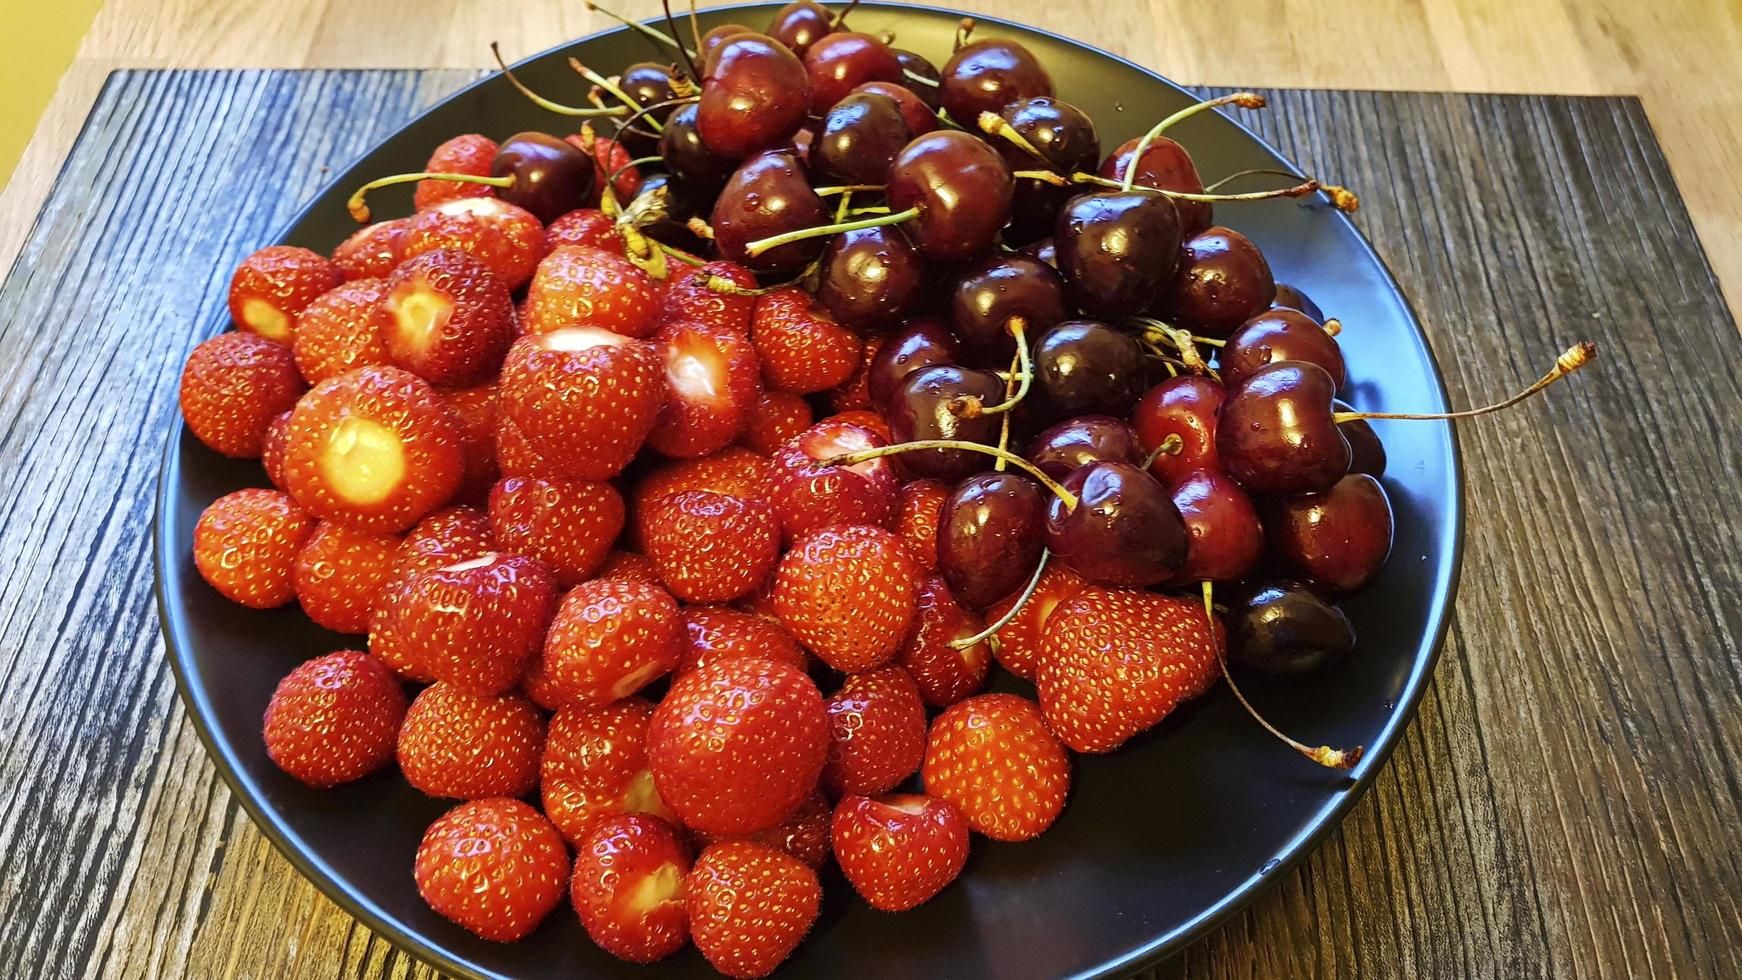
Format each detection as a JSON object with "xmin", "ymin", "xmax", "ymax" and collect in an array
[
  {"xmin": 740, "ymin": 391, "xmax": 812, "ymax": 456},
  {"xmin": 648, "ymin": 659, "xmax": 828, "ymax": 835},
  {"xmin": 735, "ymin": 573, "xmax": 783, "ymax": 621},
  {"xmin": 332, "ymin": 218, "xmax": 409, "ymax": 280},
  {"xmin": 261, "ymin": 410, "xmax": 292, "ymax": 489},
  {"xmin": 392, "ymin": 504, "xmax": 495, "ymax": 582},
  {"xmin": 773, "ymin": 525, "xmax": 919, "ymax": 672},
  {"xmin": 1035, "ymin": 587, "xmax": 1223, "ymax": 753},
  {"xmin": 401, "ymin": 197, "xmax": 546, "ymax": 290},
  {"xmin": 921, "ymin": 693, "xmax": 1070, "ymax": 841},
  {"xmin": 487, "ymin": 476, "xmax": 624, "ymax": 586},
  {"xmin": 292, "ymin": 521, "xmax": 400, "ymax": 634},
  {"xmin": 227, "ymin": 245, "xmax": 343, "ymax": 343},
  {"xmin": 596, "ymin": 549, "xmax": 660, "ymax": 585},
  {"xmin": 886, "ymin": 478, "xmax": 947, "ymax": 572},
  {"xmin": 767, "ymin": 419, "xmax": 898, "ymax": 542},
  {"xmin": 397, "ymin": 683, "xmax": 545, "ymax": 799},
  {"xmin": 674, "ymin": 606, "xmax": 807, "ymax": 680},
  {"xmin": 822, "ymin": 408, "xmax": 892, "ymax": 442},
  {"xmin": 693, "ymin": 790, "xmax": 831, "ymax": 869},
  {"xmin": 823, "ymin": 665, "xmax": 926, "ymax": 797},
  {"xmin": 832, "ymin": 793, "xmax": 969, "ymax": 911},
  {"xmin": 826, "ymin": 335, "xmax": 883, "ymax": 412},
  {"xmin": 494, "ymin": 413, "xmax": 568, "ymax": 481},
  {"xmin": 376, "ymin": 248, "xmax": 515, "ymax": 387},
  {"xmin": 542, "ymin": 579, "xmax": 683, "ymax": 705},
  {"xmin": 282, "ymin": 365, "xmax": 464, "ymax": 532},
  {"xmin": 657, "ymin": 261, "xmax": 757, "ymax": 333},
  {"xmin": 751, "ymin": 287, "xmax": 861, "ymax": 393},
  {"xmin": 262, "ymin": 650, "xmax": 406, "ymax": 788},
  {"xmin": 414, "ymin": 797, "xmax": 566, "ymax": 942},
  {"xmin": 179, "ymin": 331, "xmax": 306, "ymax": 458},
  {"xmin": 984, "ymin": 563, "xmax": 1088, "ymax": 681},
  {"xmin": 645, "ymin": 319, "xmax": 762, "ymax": 458},
  {"xmin": 896, "ymin": 575, "xmax": 991, "ymax": 707},
  {"xmin": 643, "ymin": 491, "xmax": 780, "ymax": 603},
  {"xmin": 687, "ymin": 841, "xmax": 821, "ymax": 978},
  {"xmin": 521, "ymin": 245, "xmax": 660, "ymax": 338},
  {"xmin": 291, "ymin": 278, "xmax": 391, "ymax": 385},
  {"xmin": 541, "ymin": 698, "xmax": 676, "ymax": 842},
  {"xmin": 414, "ymin": 133, "xmax": 498, "ymax": 211},
  {"xmin": 566, "ymin": 128, "xmax": 644, "ymax": 200},
  {"xmin": 192, "ymin": 488, "xmax": 316, "ymax": 608},
  {"xmin": 570, "ymin": 813, "xmax": 691, "ymax": 963},
  {"xmin": 437, "ymin": 382, "xmax": 499, "ymax": 503},
  {"xmin": 545, "ymin": 208, "xmax": 623, "ymax": 255},
  {"xmin": 391, "ymin": 552, "xmax": 559, "ymax": 693},
  {"xmin": 369, "ymin": 578, "xmax": 436, "ymax": 684},
  {"xmin": 631, "ymin": 447, "xmax": 771, "ymax": 546},
  {"xmin": 498, "ymin": 326, "xmax": 663, "ymax": 480}
]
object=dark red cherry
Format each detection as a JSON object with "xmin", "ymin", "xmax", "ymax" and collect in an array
[
  {"xmin": 1132, "ymin": 375, "xmax": 1225, "ymax": 489},
  {"xmin": 868, "ymin": 317, "xmax": 962, "ymax": 405},
  {"xmin": 997, "ymin": 97, "xmax": 1100, "ymax": 244},
  {"xmin": 631, "ymin": 173, "xmax": 707, "ymax": 253},
  {"xmin": 948, "ymin": 254, "xmax": 1067, "ymax": 366},
  {"xmin": 698, "ymin": 25, "xmax": 754, "ymax": 73},
  {"xmin": 1022, "ymin": 237, "xmax": 1058, "ymax": 268},
  {"xmin": 1160, "ymin": 226, "xmax": 1275, "ymax": 338},
  {"xmin": 710, "ymin": 149, "xmax": 831, "ymax": 272},
  {"xmin": 1045, "ymin": 461, "xmax": 1188, "ymax": 587},
  {"xmin": 660, "ymin": 102, "xmax": 735, "ymax": 197},
  {"xmin": 939, "ymin": 39, "xmax": 1053, "ymax": 124},
  {"xmin": 810, "ymin": 91, "xmax": 913, "ymax": 185},
  {"xmin": 615, "ymin": 63, "xmax": 680, "ymax": 156},
  {"xmin": 1261, "ymin": 473, "xmax": 1393, "ymax": 593},
  {"xmin": 1099, "ymin": 136, "xmax": 1211, "ymax": 235},
  {"xmin": 1217, "ymin": 361, "xmax": 1350, "ymax": 495},
  {"xmin": 1334, "ymin": 400, "xmax": 1387, "ymax": 476},
  {"xmin": 817, "ymin": 225, "xmax": 924, "ymax": 331},
  {"xmin": 1031, "ymin": 319, "xmax": 1147, "ymax": 420},
  {"xmin": 852, "ymin": 81, "xmax": 938, "ymax": 135},
  {"xmin": 1054, "ymin": 191, "xmax": 1183, "ymax": 320},
  {"xmin": 698, "ymin": 33, "xmax": 812, "ymax": 160},
  {"xmin": 1025, "ymin": 415, "xmax": 1142, "ymax": 479},
  {"xmin": 893, "ymin": 50, "xmax": 943, "ymax": 108},
  {"xmin": 803, "ymin": 31, "xmax": 903, "ymax": 115},
  {"xmin": 488, "ymin": 132, "xmax": 595, "ymax": 224},
  {"xmin": 887, "ymin": 131, "xmax": 1014, "ymax": 262},
  {"xmin": 1221, "ymin": 308, "xmax": 1347, "ymax": 392},
  {"xmin": 1271, "ymin": 281, "xmax": 1325, "ymax": 322},
  {"xmin": 1170, "ymin": 469, "xmax": 1263, "ymax": 582},
  {"xmin": 1229, "ymin": 582, "xmax": 1356, "ymax": 676},
  {"xmin": 766, "ymin": 0, "xmax": 833, "ymax": 57},
  {"xmin": 937, "ymin": 472, "xmax": 1048, "ymax": 608},
  {"xmin": 885, "ymin": 364, "xmax": 1004, "ymax": 481}
]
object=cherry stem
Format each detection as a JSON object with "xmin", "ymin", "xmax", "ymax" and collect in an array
[
  {"xmin": 1014, "ymin": 169, "xmax": 1071, "ymax": 186},
  {"xmin": 826, "ymin": 440, "xmax": 1078, "ymax": 510},
  {"xmin": 954, "ymin": 18, "xmax": 976, "ymax": 51},
  {"xmin": 834, "ymin": 189, "xmax": 854, "ymax": 222},
  {"xmin": 960, "ymin": 319, "xmax": 1031, "ymax": 417},
  {"xmin": 904, "ymin": 67, "xmax": 940, "ymax": 87},
  {"xmin": 1130, "ymin": 316, "xmax": 1224, "ymax": 347},
  {"xmin": 1204, "ymin": 167, "xmax": 1302, "ymax": 192},
  {"xmin": 813, "ymin": 184, "xmax": 883, "ymax": 197},
  {"xmin": 603, "ymin": 95, "xmax": 700, "ymax": 191},
  {"xmin": 607, "ymin": 154, "xmax": 662, "ymax": 187},
  {"xmin": 1120, "ymin": 92, "xmax": 1267, "ymax": 192},
  {"xmin": 949, "ymin": 549, "xmax": 1051, "ymax": 650},
  {"xmin": 847, "ymin": 205, "xmax": 892, "ymax": 215},
  {"xmin": 660, "ymin": 0, "xmax": 702, "ymax": 82},
  {"xmin": 994, "ymin": 346, "xmax": 1020, "ymax": 468},
  {"xmin": 491, "ymin": 43, "xmax": 630, "ymax": 118},
  {"xmin": 976, "ymin": 112, "xmax": 1050, "ymax": 164},
  {"xmin": 584, "ymin": 2, "xmax": 698, "ymax": 60},
  {"xmin": 1323, "ymin": 318, "xmax": 1343, "ymax": 337},
  {"xmin": 1204, "ymin": 582, "xmax": 1364, "ymax": 770},
  {"xmin": 831, "ymin": 0, "xmax": 862, "ymax": 30},
  {"xmin": 1202, "ymin": 166, "xmax": 1359, "ymax": 212},
  {"xmin": 1076, "ymin": 170, "xmax": 1319, "ymax": 203},
  {"xmin": 685, "ymin": 216, "xmax": 715, "ymax": 240},
  {"xmin": 346, "ymin": 172, "xmax": 512, "ymax": 222},
  {"xmin": 568, "ymin": 58, "xmax": 665, "ymax": 132},
  {"xmin": 1142, "ymin": 434, "xmax": 1183, "ymax": 468},
  {"xmin": 1334, "ymin": 342, "xmax": 1597, "ymax": 423},
  {"xmin": 743, "ymin": 206, "xmax": 921, "ymax": 257},
  {"xmin": 687, "ymin": 0, "xmax": 703, "ymax": 53}
]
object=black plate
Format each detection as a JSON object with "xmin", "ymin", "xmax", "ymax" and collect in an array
[{"xmin": 154, "ymin": 4, "xmax": 1463, "ymax": 977}]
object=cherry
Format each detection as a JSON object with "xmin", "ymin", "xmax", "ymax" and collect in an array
[
  {"xmin": 1170, "ymin": 468, "xmax": 1263, "ymax": 583},
  {"xmin": 710, "ymin": 149, "xmax": 831, "ymax": 272},
  {"xmin": 1336, "ymin": 401, "xmax": 1387, "ymax": 476},
  {"xmin": 630, "ymin": 173, "xmax": 708, "ymax": 252},
  {"xmin": 1025, "ymin": 415, "xmax": 1142, "ymax": 479},
  {"xmin": 1220, "ymin": 308, "xmax": 1346, "ymax": 392},
  {"xmin": 660, "ymin": 102, "xmax": 736, "ymax": 197},
  {"xmin": 615, "ymin": 62, "xmax": 680, "ymax": 156},
  {"xmin": 994, "ymin": 97, "xmax": 1101, "ymax": 244},
  {"xmin": 1099, "ymin": 136, "xmax": 1211, "ymax": 235},
  {"xmin": 1022, "ymin": 237, "xmax": 1058, "ymax": 268},
  {"xmin": 937, "ymin": 472, "xmax": 1048, "ymax": 608},
  {"xmin": 887, "ymin": 131, "xmax": 1014, "ymax": 262},
  {"xmin": 1044, "ymin": 461, "xmax": 1187, "ymax": 587},
  {"xmin": 1031, "ymin": 319, "xmax": 1146, "ymax": 420},
  {"xmin": 810, "ymin": 91, "xmax": 914, "ymax": 185},
  {"xmin": 698, "ymin": 33, "xmax": 812, "ymax": 159},
  {"xmin": 852, "ymin": 80, "xmax": 939, "ymax": 135},
  {"xmin": 1218, "ymin": 361, "xmax": 1350, "ymax": 495},
  {"xmin": 867, "ymin": 317, "xmax": 962, "ymax": 405},
  {"xmin": 698, "ymin": 24, "xmax": 754, "ymax": 73},
  {"xmin": 1054, "ymin": 191, "xmax": 1182, "ymax": 320},
  {"xmin": 885, "ymin": 364, "xmax": 1004, "ymax": 481},
  {"xmin": 766, "ymin": 0, "xmax": 833, "ymax": 57},
  {"xmin": 1132, "ymin": 375, "xmax": 1225, "ymax": 489},
  {"xmin": 893, "ymin": 50, "xmax": 943, "ymax": 108},
  {"xmin": 948, "ymin": 254, "xmax": 1067, "ymax": 366},
  {"xmin": 1160, "ymin": 226, "xmax": 1275, "ymax": 338},
  {"xmin": 817, "ymin": 225, "xmax": 925, "ymax": 331},
  {"xmin": 1228, "ymin": 582, "xmax": 1357, "ymax": 677},
  {"xmin": 1271, "ymin": 281, "xmax": 1325, "ymax": 322},
  {"xmin": 939, "ymin": 39, "xmax": 1053, "ymax": 124},
  {"xmin": 1261, "ymin": 473, "xmax": 1394, "ymax": 593},
  {"xmin": 803, "ymin": 31, "xmax": 904, "ymax": 115},
  {"xmin": 481, "ymin": 132, "xmax": 596, "ymax": 223}
]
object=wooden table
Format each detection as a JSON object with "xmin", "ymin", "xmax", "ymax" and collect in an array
[{"xmin": 3, "ymin": 60, "xmax": 1742, "ymax": 980}]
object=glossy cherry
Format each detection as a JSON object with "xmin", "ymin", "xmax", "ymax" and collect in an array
[
  {"xmin": 489, "ymin": 132, "xmax": 595, "ymax": 223},
  {"xmin": 852, "ymin": 80, "xmax": 939, "ymax": 135},
  {"xmin": 1217, "ymin": 361, "xmax": 1350, "ymax": 495},
  {"xmin": 948, "ymin": 253, "xmax": 1067, "ymax": 366},
  {"xmin": 884, "ymin": 364, "xmax": 1005, "ymax": 481},
  {"xmin": 1335, "ymin": 400, "xmax": 1387, "ymax": 476},
  {"xmin": 1045, "ymin": 461, "xmax": 1188, "ymax": 587},
  {"xmin": 1229, "ymin": 582, "xmax": 1357, "ymax": 676},
  {"xmin": 1170, "ymin": 468, "xmax": 1263, "ymax": 583},
  {"xmin": 1098, "ymin": 135, "xmax": 1211, "ymax": 234},
  {"xmin": 817, "ymin": 225, "xmax": 925, "ymax": 331},
  {"xmin": 1271, "ymin": 281, "xmax": 1326, "ymax": 322},
  {"xmin": 616, "ymin": 62, "xmax": 680, "ymax": 155},
  {"xmin": 710, "ymin": 149, "xmax": 832, "ymax": 272},
  {"xmin": 939, "ymin": 39, "xmax": 1053, "ymax": 124},
  {"xmin": 1025, "ymin": 415, "xmax": 1142, "ymax": 479},
  {"xmin": 1054, "ymin": 190, "xmax": 1183, "ymax": 320},
  {"xmin": 698, "ymin": 33, "xmax": 812, "ymax": 159},
  {"xmin": 810, "ymin": 91, "xmax": 914, "ymax": 185},
  {"xmin": 893, "ymin": 50, "xmax": 943, "ymax": 108},
  {"xmin": 887, "ymin": 131, "xmax": 1014, "ymax": 262},
  {"xmin": 766, "ymin": 0, "xmax": 833, "ymax": 57},
  {"xmin": 1220, "ymin": 308, "xmax": 1347, "ymax": 392},
  {"xmin": 660, "ymin": 102, "xmax": 735, "ymax": 197},
  {"xmin": 1022, "ymin": 237, "xmax": 1058, "ymax": 268},
  {"xmin": 997, "ymin": 97, "xmax": 1101, "ymax": 244},
  {"xmin": 803, "ymin": 31, "xmax": 904, "ymax": 115},
  {"xmin": 1261, "ymin": 473, "xmax": 1394, "ymax": 593},
  {"xmin": 1031, "ymin": 319, "xmax": 1147, "ymax": 420},
  {"xmin": 698, "ymin": 24, "xmax": 754, "ymax": 72},
  {"xmin": 937, "ymin": 471, "xmax": 1048, "ymax": 608},
  {"xmin": 1160, "ymin": 226, "xmax": 1275, "ymax": 338},
  {"xmin": 630, "ymin": 173, "xmax": 708, "ymax": 252},
  {"xmin": 1132, "ymin": 375, "xmax": 1225, "ymax": 489},
  {"xmin": 867, "ymin": 317, "xmax": 963, "ymax": 405}
]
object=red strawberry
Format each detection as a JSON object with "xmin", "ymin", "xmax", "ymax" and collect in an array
[
  {"xmin": 649, "ymin": 659, "xmax": 827, "ymax": 835},
  {"xmin": 414, "ymin": 133, "xmax": 499, "ymax": 211},
  {"xmin": 694, "ymin": 790, "xmax": 831, "ymax": 869},
  {"xmin": 751, "ymin": 288, "xmax": 861, "ymax": 393},
  {"xmin": 1035, "ymin": 587, "xmax": 1223, "ymax": 753},
  {"xmin": 566, "ymin": 128, "xmax": 644, "ymax": 200},
  {"xmin": 261, "ymin": 410, "xmax": 292, "ymax": 488},
  {"xmin": 402, "ymin": 197, "xmax": 546, "ymax": 290},
  {"xmin": 282, "ymin": 365, "xmax": 464, "ymax": 532},
  {"xmin": 414, "ymin": 797, "xmax": 566, "ymax": 942},
  {"xmin": 985, "ymin": 563, "xmax": 1088, "ymax": 680},
  {"xmin": 740, "ymin": 391, "xmax": 812, "ymax": 455},
  {"xmin": 674, "ymin": 606, "xmax": 807, "ymax": 680},
  {"xmin": 262, "ymin": 650, "xmax": 406, "ymax": 788},
  {"xmin": 821, "ymin": 408, "xmax": 892, "ymax": 442},
  {"xmin": 179, "ymin": 332, "xmax": 306, "ymax": 458},
  {"xmin": 886, "ymin": 478, "xmax": 947, "ymax": 572},
  {"xmin": 767, "ymin": 419, "xmax": 898, "ymax": 542},
  {"xmin": 498, "ymin": 326, "xmax": 663, "ymax": 480},
  {"xmin": 292, "ymin": 521, "xmax": 400, "ymax": 634},
  {"xmin": 487, "ymin": 476, "xmax": 624, "ymax": 586},
  {"xmin": 832, "ymin": 793, "xmax": 969, "ymax": 911},
  {"xmin": 227, "ymin": 245, "xmax": 343, "ymax": 343},
  {"xmin": 398, "ymin": 683, "xmax": 546, "ymax": 799},
  {"xmin": 494, "ymin": 412, "xmax": 568, "ymax": 481},
  {"xmin": 542, "ymin": 579, "xmax": 683, "ymax": 705},
  {"xmin": 823, "ymin": 665, "xmax": 927, "ymax": 797},
  {"xmin": 645, "ymin": 319, "xmax": 762, "ymax": 458},
  {"xmin": 369, "ymin": 580, "xmax": 436, "ymax": 683},
  {"xmin": 392, "ymin": 505, "xmax": 495, "ymax": 583},
  {"xmin": 541, "ymin": 698, "xmax": 676, "ymax": 842},
  {"xmin": 376, "ymin": 248, "xmax": 515, "ymax": 387},
  {"xmin": 688, "ymin": 841, "xmax": 820, "ymax": 979},
  {"xmin": 773, "ymin": 525, "xmax": 919, "ymax": 672},
  {"xmin": 437, "ymin": 382, "xmax": 499, "ymax": 503},
  {"xmin": 631, "ymin": 447, "xmax": 771, "ymax": 546},
  {"xmin": 896, "ymin": 575, "xmax": 991, "ymax": 707},
  {"xmin": 658, "ymin": 261, "xmax": 757, "ymax": 333},
  {"xmin": 734, "ymin": 573, "xmax": 783, "ymax": 621},
  {"xmin": 643, "ymin": 492, "xmax": 779, "ymax": 603},
  {"xmin": 392, "ymin": 552, "xmax": 559, "ymax": 693},
  {"xmin": 193, "ymin": 488, "xmax": 315, "ymax": 608},
  {"xmin": 826, "ymin": 335, "xmax": 883, "ymax": 412},
  {"xmin": 545, "ymin": 208, "xmax": 623, "ymax": 255},
  {"xmin": 596, "ymin": 549, "xmax": 660, "ymax": 585},
  {"xmin": 331, "ymin": 218, "xmax": 408, "ymax": 280},
  {"xmin": 570, "ymin": 814, "xmax": 691, "ymax": 963},
  {"xmin": 292, "ymin": 278, "xmax": 391, "ymax": 385},
  {"xmin": 521, "ymin": 245, "xmax": 660, "ymax": 338},
  {"xmin": 921, "ymin": 693, "xmax": 1070, "ymax": 841}
]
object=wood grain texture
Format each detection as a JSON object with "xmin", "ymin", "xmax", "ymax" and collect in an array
[{"xmin": 1, "ymin": 69, "xmax": 1740, "ymax": 979}]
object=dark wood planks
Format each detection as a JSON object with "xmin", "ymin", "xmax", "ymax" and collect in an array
[{"xmin": 0, "ymin": 70, "xmax": 1737, "ymax": 979}]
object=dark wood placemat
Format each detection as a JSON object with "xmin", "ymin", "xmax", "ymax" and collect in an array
[{"xmin": 0, "ymin": 69, "xmax": 1738, "ymax": 979}]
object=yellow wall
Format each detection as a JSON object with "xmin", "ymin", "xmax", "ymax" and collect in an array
[{"xmin": 0, "ymin": 0, "xmax": 106, "ymax": 187}]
